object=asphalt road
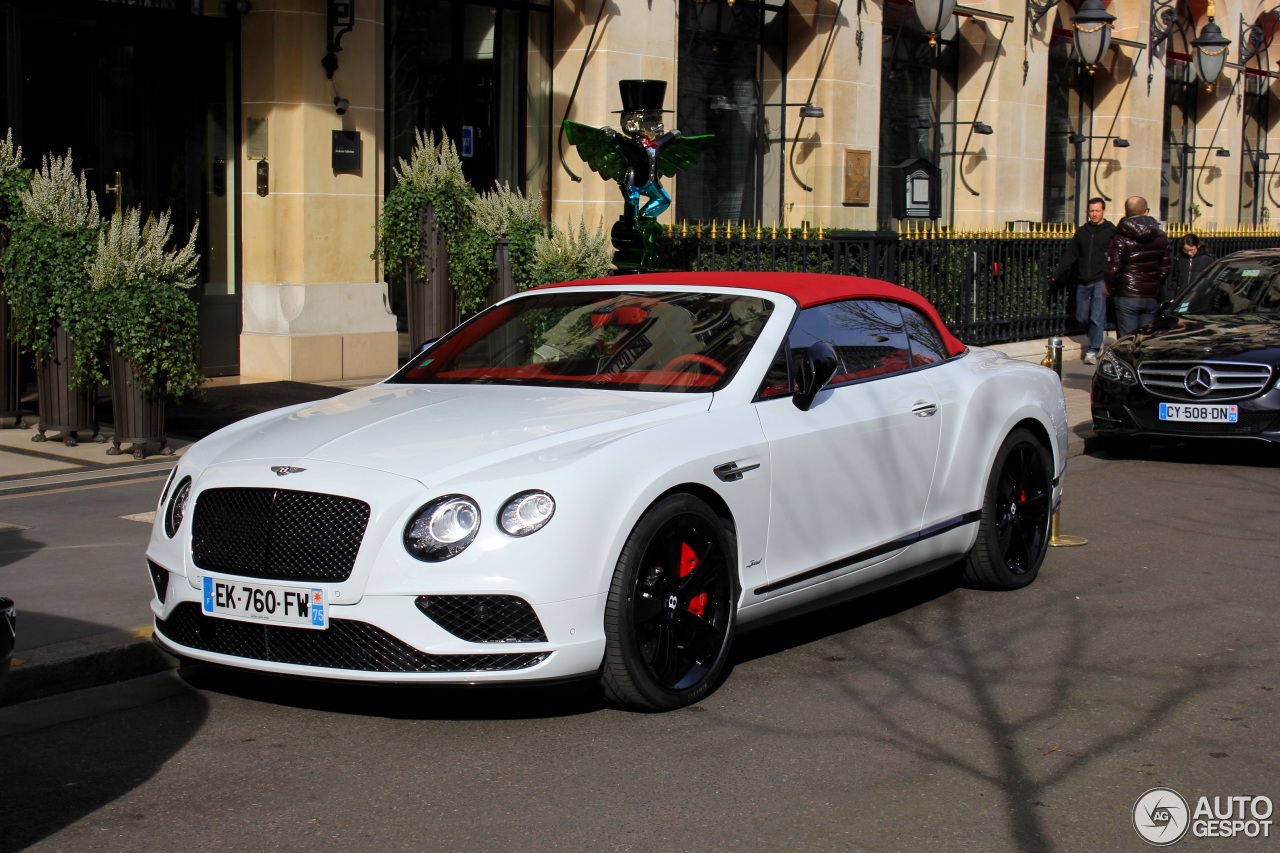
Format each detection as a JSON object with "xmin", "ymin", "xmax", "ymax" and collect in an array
[{"xmin": 1, "ymin": 445, "xmax": 1278, "ymax": 852}]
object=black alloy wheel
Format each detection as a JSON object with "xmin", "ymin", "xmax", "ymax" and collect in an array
[
  {"xmin": 963, "ymin": 428, "xmax": 1053, "ymax": 590},
  {"xmin": 601, "ymin": 494, "xmax": 737, "ymax": 711}
]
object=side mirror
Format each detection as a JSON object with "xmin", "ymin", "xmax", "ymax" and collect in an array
[
  {"xmin": 793, "ymin": 341, "xmax": 840, "ymax": 411},
  {"xmin": 413, "ymin": 338, "xmax": 439, "ymax": 357}
]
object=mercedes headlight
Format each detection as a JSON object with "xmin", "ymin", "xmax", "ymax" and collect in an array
[
  {"xmin": 1098, "ymin": 351, "xmax": 1138, "ymax": 385},
  {"xmin": 404, "ymin": 495, "xmax": 481, "ymax": 561},
  {"xmin": 499, "ymin": 490, "xmax": 556, "ymax": 537}
]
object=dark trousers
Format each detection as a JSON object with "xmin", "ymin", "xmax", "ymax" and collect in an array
[{"xmin": 1115, "ymin": 296, "xmax": 1158, "ymax": 338}]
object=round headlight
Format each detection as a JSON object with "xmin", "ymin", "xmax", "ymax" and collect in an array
[
  {"xmin": 404, "ymin": 495, "xmax": 481, "ymax": 561},
  {"xmin": 164, "ymin": 477, "xmax": 192, "ymax": 538},
  {"xmin": 499, "ymin": 490, "xmax": 556, "ymax": 537}
]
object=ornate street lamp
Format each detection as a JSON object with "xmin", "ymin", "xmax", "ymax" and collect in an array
[
  {"xmin": 1072, "ymin": 0, "xmax": 1116, "ymax": 73},
  {"xmin": 1191, "ymin": 1, "xmax": 1231, "ymax": 89},
  {"xmin": 913, "ymin": 0, "xmax": 957, "ymax": 46}
]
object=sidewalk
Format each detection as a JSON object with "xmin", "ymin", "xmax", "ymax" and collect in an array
[{"xmin": 0, "ymin": 342, "xmax": 1100, "ymax": 707}]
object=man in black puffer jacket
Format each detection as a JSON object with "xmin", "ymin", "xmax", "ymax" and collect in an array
[
  {"xmin": 1050, "ymin": 197, "xmax": 1115, "ymax": 364},
  {"xmin": 1104, "ymin": 195, "xmax": 1170, "ymax": 338}
]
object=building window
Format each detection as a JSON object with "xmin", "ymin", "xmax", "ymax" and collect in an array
[
  {"xmin": 1240, "ymin": 72, "xmax": 1272, "ymax": 226},
  {"xmin": 386, "ymin": 1, "xmax": 552, "ymax": 201},
  {"xmin": 1042, "ymin": 34, "xmax": 1089, "ymax": 225},
  {"xmin": 675, "ymin": 0, "xmax": 788, "ymax": 225},
  {"xmin": 1161, "ymin": 56, "xmax": 1195, "ymax": 225},
  {"xmin": 878, "ymin": 3, "xmax": 958, "ymax": 226}
]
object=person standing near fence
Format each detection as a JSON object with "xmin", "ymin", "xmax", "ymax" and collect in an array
[
  {"xmin": 1162, "ymin": 232, "xmax": 1213, "ymax": 304},
  {"xmin": 1104, "ymin": 195, "xmax": 1170, "ymax": 338},
  {"xmin": 1050, "ymin": 197, "xmax": 1114, "ymax": 365}
]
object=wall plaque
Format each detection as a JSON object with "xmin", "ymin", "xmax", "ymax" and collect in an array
[
  {"xmin": 843, "ymin": 149, "xmax": 871, "ymax": 206},
  {"xmin": 332, "ymin": 130, "xmax": 362, "ymax": 171}
]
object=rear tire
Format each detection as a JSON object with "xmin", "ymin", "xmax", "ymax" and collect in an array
[
  {"xmin": 963, "ymin": 428, "xmax": 1053, "ymax": 590},
  {"xmin": 600, "ymin": 494, "xmax": 737, "ymax": 711}
]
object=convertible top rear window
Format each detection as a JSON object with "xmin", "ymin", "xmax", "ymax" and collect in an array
[{"xmin": 392, "ymin": 291, "xmax": 775, "ymax": 392}]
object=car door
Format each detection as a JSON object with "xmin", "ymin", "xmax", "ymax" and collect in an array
[{"xmin": 753, "ymin": 299, "xmax": 943, "ymax": 597}]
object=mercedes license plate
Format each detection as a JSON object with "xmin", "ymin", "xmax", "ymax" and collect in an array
[
  {"xmin": 202, "ymin": 577, "xmax": 328, "ymax": 629},
  {"xmin": 1158, "ymin": 402, "xmax": 1239, "ymax": 423}
]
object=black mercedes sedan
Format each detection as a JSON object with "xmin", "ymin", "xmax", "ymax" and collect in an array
[{"xmin": 1092, "ymin": 249, "xmax": 1280, "ymax": 443}]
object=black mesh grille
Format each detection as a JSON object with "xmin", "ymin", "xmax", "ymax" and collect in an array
[
  {"xmin": 1131, "ymin": 410, "xmax": 1279, "ymax": 435},
  {"xmin": 415, "ymin": 595, "xmax": 548, "ymax": 643},
  {"xmin": 148, "ymin": 560, "xmax": 170, "ymax": 603},
  {"xmin": 192, "ymin": 488, "xmax": 370, "ymax": 583},
  {"xmin": 155, "ymin": 603, "xmax": 547, "ymax": 673}
]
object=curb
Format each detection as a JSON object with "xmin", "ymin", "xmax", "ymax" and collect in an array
[{"xmin": 2, "ymin": 630, "xmax": 177, "ymax": 708}]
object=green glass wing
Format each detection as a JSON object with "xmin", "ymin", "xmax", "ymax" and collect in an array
[
  {"xmin": 656, "ymin": 134, "xmax": 715, "ymax": 178},
  {"xmin": 563, "ymin": 121, "xmax": 628, "ymax": 184}
]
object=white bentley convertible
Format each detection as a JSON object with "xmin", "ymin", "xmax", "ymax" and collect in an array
[{"xmin": 148, "ymin": 272, "xmax": 1068, "ymax": 710}]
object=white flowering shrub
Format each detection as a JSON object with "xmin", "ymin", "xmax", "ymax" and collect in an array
[
  {"xmin": 89, "ymin": 206, "xmax": 199, "ymax": 289},
  {"xmin": 530, "ymin": 217, "xmax": 613, "ymax": 285},
  {"xmin": 20, "ymin": 150, "xmax": 98, "ymax": 231}
]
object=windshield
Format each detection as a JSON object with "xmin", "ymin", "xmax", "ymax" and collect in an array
[
  {"xmin": 1175, "ymin": 257, "xmax": 1280, "ymax": 317},
  {"xmin": 391, "ymin": 290, "xmax": 776, "ymax": 392}
]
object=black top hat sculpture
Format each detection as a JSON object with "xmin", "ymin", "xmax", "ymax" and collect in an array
[{"xmin": 565, "ymin": 80, "xmax": 713, "ymax": 271}]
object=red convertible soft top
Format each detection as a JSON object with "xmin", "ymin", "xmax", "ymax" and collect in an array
[{"xmin": 540, "ymin": 271, "xmax": 967, "ymax": 357}]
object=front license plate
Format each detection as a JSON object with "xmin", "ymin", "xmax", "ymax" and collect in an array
[
  {"xmin": 202, "ymin": 577, "xmax": 328, "ymax": 629},
  {"xmin": 1158, "ymin": 402, "xmax": 1239, "ymax": 423}
]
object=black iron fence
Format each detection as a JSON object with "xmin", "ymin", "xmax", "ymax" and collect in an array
[{"xmin": 648, "ymin": 221, "xmax": 1280, "ymax": 345}]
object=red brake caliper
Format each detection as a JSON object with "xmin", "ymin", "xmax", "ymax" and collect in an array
[{"xmin": 680, "ymin": 542, "xmax": 707, "ymax": 617}]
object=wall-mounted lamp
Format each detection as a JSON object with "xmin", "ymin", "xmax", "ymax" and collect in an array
[
  {"xmin": 321, "ymin": 0, "xmax": 356, "ymax": 80},
  {"xmin": 711, "ymin": 95, "xmax": 824, "ymax": 119},
  {"xmin": 1068, "ymin": 132, "xmax": 1129, "ymax": 147},
  {"xmin": 913, "ymin": 0, "xmax": 957, "ymax": 46},
  {"xmin": 1191, "ymin": 1, "xmax": 1230, "ymax": 88},
  {"xmin": 904, "ymin": 117, "xmax": 995, "ymax": 134},
  {"xmin": 1217, "ymin": 147, "xmax": 1232, "ymax": 157},
  {"xmin": 1072, "ymin": 0, "xmax": 1116, "ymax": 73}
]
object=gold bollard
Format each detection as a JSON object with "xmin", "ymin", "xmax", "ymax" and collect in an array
[{"xmin": 1042, "ymin": 337, "xmax": 1088, "ymax": 547}]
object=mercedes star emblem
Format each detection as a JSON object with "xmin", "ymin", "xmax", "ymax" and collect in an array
[{"xmin": 1183, "ymin": 366, "xmax": 1214, "ymax": 397}]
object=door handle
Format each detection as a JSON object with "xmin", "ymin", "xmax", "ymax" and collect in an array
[{"xmin": 911, "ymin": 401, "xmax": 939, "ymax": 417}]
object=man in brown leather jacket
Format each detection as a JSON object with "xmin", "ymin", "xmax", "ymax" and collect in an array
[{"xmin": 1103, "ymin": 195, "xmax": 1171, "ymax": 338}]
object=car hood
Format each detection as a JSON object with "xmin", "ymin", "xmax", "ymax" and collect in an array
[
  {"xmin": 1117, "ymin": 314, "xmax": 1280, "ymax": 363},
  {"xmin": 190, "ymin": 384, "xmax": 711, "ymax": 485}
]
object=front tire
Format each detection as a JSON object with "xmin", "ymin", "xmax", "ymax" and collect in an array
[
  {"xmin": 601, "ymin": 494, "xmax": 737, "ymax": 711},
  {"xmin": 963, "ymin": 428, "xmax": 1053, "ymax": 590}
]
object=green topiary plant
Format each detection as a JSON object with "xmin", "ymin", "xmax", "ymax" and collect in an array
[
  {"xmin": 89, "ymin": 206, "xmax": 203, "ymax": 399},
  {"xmin": 0, "ymin": 150, "xmax": 101, "ymax": 386},
  {"xmin": 529, "ymin": 217, "xmax": 613, "ymax": 286}
]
